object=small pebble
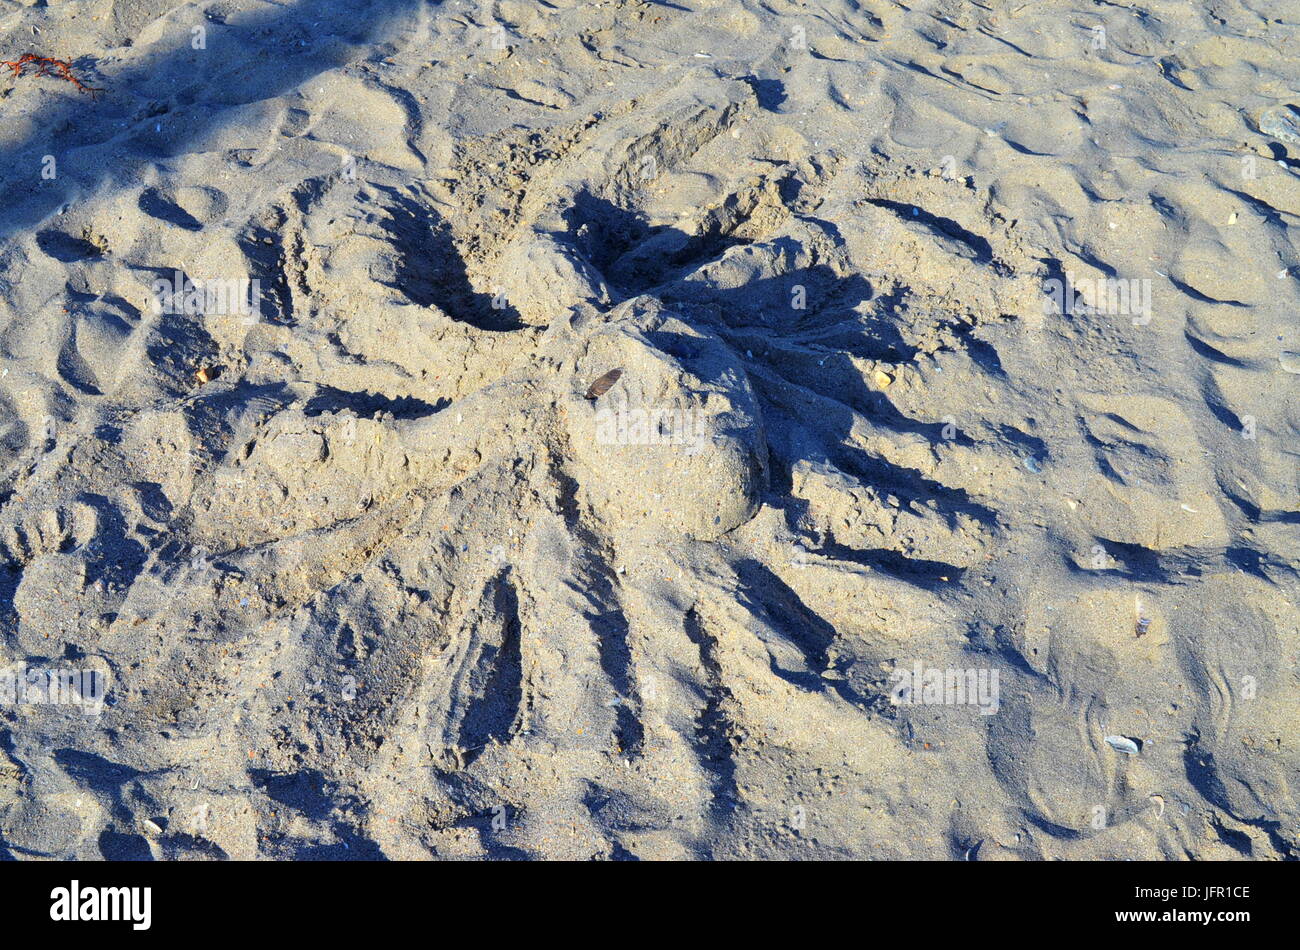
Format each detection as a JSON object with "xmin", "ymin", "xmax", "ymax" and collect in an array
[{"xmin": 1104, "ymin": 735, "xmax": 1141, "ymax": 755}]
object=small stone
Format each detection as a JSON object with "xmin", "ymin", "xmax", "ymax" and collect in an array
[{"xmin": 1104, "ymin": 735, "xmax": 1142, "ymax": 755}]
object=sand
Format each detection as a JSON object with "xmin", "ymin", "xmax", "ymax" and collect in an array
[{"xmin": 0, "ymin": 0, "xmax": 1296, "ymax": 860}]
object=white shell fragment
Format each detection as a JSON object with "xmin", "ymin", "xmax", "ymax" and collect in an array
[{"xmin": 1104, "ymin": 735, "xmax": 1142, "ymax": 755}]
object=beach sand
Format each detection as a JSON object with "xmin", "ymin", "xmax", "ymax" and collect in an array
[{"xmin": 0, "ymin": 0, "xmax": 1296, "ymax": 859}]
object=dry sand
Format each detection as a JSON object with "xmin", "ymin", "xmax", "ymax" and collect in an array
[{"xmin": 0, "ymin": 0, "xmax": 1296, "ymax": 859}]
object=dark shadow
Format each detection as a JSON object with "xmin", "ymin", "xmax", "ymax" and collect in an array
[
  {"xmin": 681, "ymin": 604, "xmax": 742, "ymax": 845},
  {"xmin": 994, "ymin": 424, "xmax": 1047, "ymax": 458},
  {"xmin": 432, "ymin": 771, "xmax": 534, "ymax": 859},
  {"xmin": 72, "ymin": 492, "xmax": 148, "ymax": 591},
  {"xmin": 1185, "ymin": 329, "xmax": 1248, "ymax": 368},
  {"xmin": 1264, "ymin": 141, "xmax": 1298, "ymax": 169},
  {"xmin": 1091, "ymin": 538, "xmax": 1178, "ymax": 584},
  {"xmin": 0, "ymin": 0, "xmax": 425, "ymax": 238},
  {"xmin": 372, "ymin": 184, "xmax": 524, "ymax": 331},
  {"xmin": 455, "ymin": 571, "xmax": 524, "ymax": 765},
  {"xmin": 735, "ymin": 559, "xmax": 846, "ymax": 695},
  {"xmin": 1040, "ymin": 256, "xmax": 1075, "ymax": 318},
  {"xmin": 1225, "ymin": 545, "xmax": 1271, "ymax": 582},
  {"xmin": 961, "ymin": 333, "xmax": 1006, "ymax": 377},
  {"xmin": 158, "ymin": 832, "xmax": 230, "ymax": 860},
  {"xmin": 562, "ymin": 190, "xmax": 657, "ymax": 281},
  {"xmin": 864, "ymin": 198, "xmax": 995, "ymax": 266},
  {"xmin": 138, "ymin": 268, "xmax": 223, "ymax": 393},
  {"xmin": 98, "ymin": 829, "xmax": 154, "ymax": 860},
  {"xmin": 302, "ymin": 385, "xmax": 448, "ymax": 421},
  {"xmin": 1218, "ymin": 185, "xmax": 1287, "ymax": 229},
  {"xmin": 551, "ymin": 190, "xmax": 1012, "ymax": 585},
  {"xmin": 742, "ymin": 75, "xmax": 787, "ymax": 112},
  {"xmin": 814, "ymin": 535, "xmax": 966, "ymax": 585},
  {"xmin": 586, "ymin": 608, "xmax": 643, "ymax": 755},
  {"xmin": 582, "ymin": 783, "xmax": 668, "ymax": 835},
  {"xmin": 836, "ymin": 438, "xmax": 998, "ymax": 528},
  {"xmin": 35, "ymin": 230, "xmax": 103, "ymax": 263},
  {"xmin": 250, "ymin": 768, "xmax": 335, "ymax": 822},
  {"xmin": 5, "ymin": 753, "xmax": 144, "ymax": 854},
  {"xmin": 668, "ymin": 259, "xmax": 874, "ymax": 334},
  {"xmin": 1168, "ymin": 275, "xmax": 1247, "ymax": 307},
  {"xmin": 138, "ymin": 188, "xmax": 203, "ymax": 231},
  {"xmin": 545, "ymin": 454, "xmax": 644, "ymax": 755},
  {"xmin": 288, "ymin": 832, "xmax": 387, "ymax": 860},
  {"xmin": 131, "ymin": 481, "xmax": 174, "ymax": 522},
  {"xmin": 52, "ymin": 749, "xmax": 142, "ymax": 792},
  {"xmin": 234, "ymin": 224, "xmax": 295, "ymax": 325}
]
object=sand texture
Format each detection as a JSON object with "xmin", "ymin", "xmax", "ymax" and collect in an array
[{"xmin": 0, "ymin": 0, "xmax": 1297, "ymax": 859}]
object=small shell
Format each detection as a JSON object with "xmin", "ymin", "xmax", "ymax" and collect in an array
[
  {"xmin": 584, "ymin": 367, "xmax": 623, "ymax": 400},
  {"xmin": 1104, "ymin": 735, "xmax": 1142, "ymax": 755},
  {"xmin": 872, "ymin": 369, "xmax": 893, "ymax": 388}
]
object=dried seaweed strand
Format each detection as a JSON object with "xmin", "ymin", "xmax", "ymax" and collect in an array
[{"xmin": 2, "ymin": 53, "xmax": 103, "ymax": 97}]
